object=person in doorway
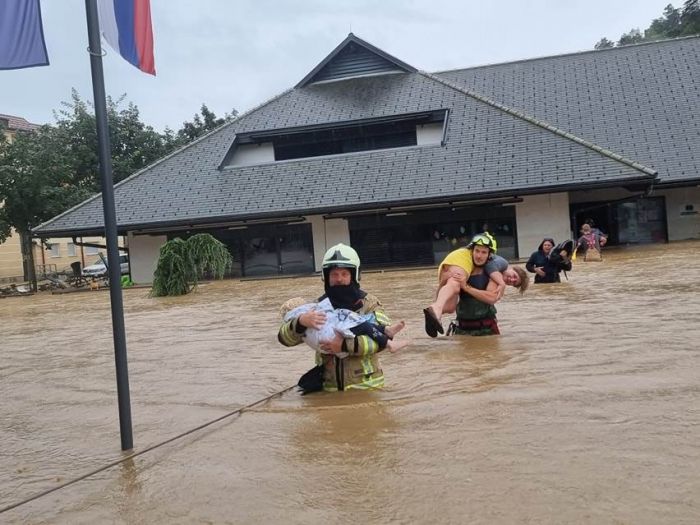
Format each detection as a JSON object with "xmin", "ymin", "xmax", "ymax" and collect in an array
[
  {"xmin": 423, "ymin": 233, "xmax": 528, "ymax": 337},
  {"xmin": 583, "ymin": 218, "xmax": 608, "ymax": 244},
  {"xmin": 280, "ymin": 296, "xmax": 409, "ymax": 354},
  {"xmin": 576, "ymin": 223, "xmax": 606, "ymax": 261},
  {"xmin": 526, "ymin": 238, "xmax": 572, "ymax": 283},
  {"xmin": 278, "ymin": 243, "xmax": 395, "ymax": 392}
]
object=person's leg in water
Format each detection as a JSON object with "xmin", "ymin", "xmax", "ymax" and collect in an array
[{"xmin": 424, "ymin": 265, "xmax": 466, "ymax": 337}]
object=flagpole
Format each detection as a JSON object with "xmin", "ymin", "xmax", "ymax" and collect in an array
[{"xmin": 84, "ymin": 0, "xmax": 133, "ymax": 451}]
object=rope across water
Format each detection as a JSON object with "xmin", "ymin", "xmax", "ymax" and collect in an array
[{"xmin": 0, "ymin": 384, "xmax": 297, "ymax": 515}]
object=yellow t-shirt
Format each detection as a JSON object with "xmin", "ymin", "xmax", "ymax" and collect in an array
[{"xmin": 437, "ymin": 248, "xmax": 473, "ymax": 280}]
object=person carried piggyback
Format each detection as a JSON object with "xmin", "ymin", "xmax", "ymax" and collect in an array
[{"xmin": 280, "ymin": 296, "xmax": 409, "ymax": 355}]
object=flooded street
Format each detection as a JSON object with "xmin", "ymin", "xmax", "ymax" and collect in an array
[{"xmin": 1, "ymin": 241, "xmax": 699, "ymax": 524}]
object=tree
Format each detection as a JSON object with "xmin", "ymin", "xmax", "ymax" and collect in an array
[
  {"xmin": 646, "ymin": 4, "xmax": 683, "ymax": 40},
  {"xmin": 0, "ymin": 91, "xmax": 173, "ymax": 288},
  {"xmin": 0, "ymin": 92, "xmax": 238, "ymax": 289},
  {"xmin": 174, "ymin": 104, "xmax": 238, "ymax": 145},
  {"xmin": 0, "ymin": 126, "xmax": 95, "ymax": 290},
  {"xmin": 595, "ymin": 2, "xmax": 700, "ymax": 48},
  {"xmin": 681, "ymin": 0, "xmax": 700, "ymax": 35},
  {"xmin": 151, "ymin": 234, "xmax": 232, "ymax": 296},
  {"xmin": 51, "ymin": 90, "xmax": 173, "ymax": 187},
  {"xmin": 618, "ymin": 28, "xmax": 644, "ymax": 46},
  {"xmin": 594, "ymin": 37, "xmax": 615, "ymax": 49}
]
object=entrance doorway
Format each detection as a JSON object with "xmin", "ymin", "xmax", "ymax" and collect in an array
[{"xmin": 571, "ymin": 196, "xmax": 667, "ymax": 244}]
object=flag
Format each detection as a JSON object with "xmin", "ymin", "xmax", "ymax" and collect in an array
[
  {"xmin": 0, "ymin": 0, "xmax": 49, "ymax": 70},
  {"xmin": 97, "ymin": 0, "xmax": 155, "ymax": 75}
]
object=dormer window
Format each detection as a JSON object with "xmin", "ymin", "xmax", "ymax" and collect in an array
[{"xmin": 222, "ymin": 110, "xmax": 447, "ymax": 167}]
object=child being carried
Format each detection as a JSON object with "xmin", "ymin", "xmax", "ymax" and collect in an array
[{"xmin": 280, "ymin": 297, "xmax": 409, "ymax": 355}]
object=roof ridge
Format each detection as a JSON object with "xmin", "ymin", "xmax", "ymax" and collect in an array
[
  {"xmin": 32, "ymin": 87, "xmax": 295, "ymax": 234},
  {"xmin": 434, "ymin": 34, "xmax": 700, "ymax": 75},
  {"xmin": 419, "ymin": 70, "xmax": 658, "ymax": 177}
]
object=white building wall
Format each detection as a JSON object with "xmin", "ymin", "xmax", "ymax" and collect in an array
[
  {"xmin": 308, "ymin": 215, "xmax": 350, "ymax": 271},
  {"xmin": 515, "ymin": 193, "xmax": 571, "ymax": 259},
  {"xmin": 228, "ymin": 142, "xmax": 274, "ymax": 166},
  {"xmin": 128, "ymin": 233, "xmax": 166, "ymax": 284},
  {"xmin": 416, "ymin": 123, "xmax": 443, "ymax": 145},
  {"xmin": 658, "ymin": 186, "xmax": 700, "ymax": 240}
]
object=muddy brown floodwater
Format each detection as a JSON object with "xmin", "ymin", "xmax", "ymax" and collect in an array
[{"xmin": 1, "ymin": 241, "xmax": 699, "ymax": 524}]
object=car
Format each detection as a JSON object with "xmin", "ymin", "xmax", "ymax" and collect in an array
[{"xmin": 82, "ymin": 254, "xmax": 129, "ymax": 277}]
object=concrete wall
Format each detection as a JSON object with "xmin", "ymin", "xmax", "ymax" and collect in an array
[
  {"xmin": 128, "ymin": 233, "xmax": 166, "ymax": 284},
  {"xmin": 308, "ymin": 215, "xmax": 350, "ymax": 271},
  {"xmin": 0, "ymin": 228, "xmax": 23, "ymax": 282},
  {"xmin": 416, "ymin": 123, "xmax": 443, "ymax": 145},
  {"xmin": 228, "ymin": 142, "xmax": 274, "ymax": 166},
  {"xmin": 514, "ymin": 193, "xmax": 571, "ymax": 259},
  {"xmin": 658, "ymin": 186, "xmax": 700, "ymax": 240}
]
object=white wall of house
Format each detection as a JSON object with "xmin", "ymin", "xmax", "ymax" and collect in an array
[
  {"xmin": 308, "ymin": 215, "xmax": 350, "ymax": 271},
  {"xmin": 128, "ymin": 232, "xmax": 166, "ymax": 284},
  {"xmin": 228, "ymin": 142, "xmax": 275, "ymax": 166},
  {"xmin": 515, "ymin": 193, "xmax": 571, "ymax": 259},
  {"xmin": 416, "ymin": 123, "xmax": 443, "ymax": 145},
  {"xmin": 657, "ymin": 186, "xmax": 700, "ymax": 241}
]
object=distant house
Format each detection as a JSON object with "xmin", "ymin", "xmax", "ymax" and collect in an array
[
  {"xmin": 33, "ymin": 34, "xmax": 700, "ymax": 283},
  {"xmin": 0, "ymin": 113, "xmax": 40, "ymax": 143}
]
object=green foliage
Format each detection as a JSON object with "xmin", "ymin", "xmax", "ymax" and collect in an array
[
  {"xmin": 595, "ymin": 2, "xmax": 700, "ymax": 48},
  {"xmin": 51, "ymin": 90, "xmax": 174, "ymax": 186},
  {"xmin": 681, "ymin": 0, "xmax": 700, "ymax": 35},
  {"xmin": 151, "ymin": 234, "xmax": 232, "ymax": 297},
  {"xmin": 594, "ymin": 37, "xmax": 615, "ymax": 49},
  {"xmin": 185, "ymin": 233, "xmax": 231, "ymax": 279},
  {"xmin": 618, "ymin": 28, "xmax": 644, "ymax": 46},
  {"xmin": 173, "ymin": 103, "xmax": 238, "ymax": 145},
  {"xmin": 0, "ymin": 125, "xmax": 94, "ymax": 241},
  {"xmin": 0, "ymin": 92, "xmax": 173, "ymax": 241},
  {"xmin": 0, "ymin": 92, "xmax": 237, "ymax": 284}
]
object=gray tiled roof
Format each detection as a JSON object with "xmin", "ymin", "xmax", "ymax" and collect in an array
[
  {"xmin": 35, "ymin": 39, "xmax": 669, "ymax": 236},
  {"xmin": 437, "ymin": 36, "xmax": 700, "ymax": 186}
]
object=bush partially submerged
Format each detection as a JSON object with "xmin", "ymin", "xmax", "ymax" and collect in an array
[{"xmin": 151, "ymin": 234, "xmax": 232, "ymax": 297}]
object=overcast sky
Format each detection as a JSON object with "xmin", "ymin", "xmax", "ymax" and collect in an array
[{"xmin": 3, "ymin": 0, "xmax": 672, "ymax": 131}]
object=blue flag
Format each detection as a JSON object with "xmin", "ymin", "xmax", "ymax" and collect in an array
[{"xmin": 0, "ymin": 0, "xmax": 49, "ymax": 70}]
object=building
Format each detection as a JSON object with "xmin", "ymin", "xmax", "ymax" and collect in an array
[
  {"xmin": 33, "ymin": 35, "xmax": 700, "ymax": 283},
  {"xmin": 0, "ymin": 113, "xmax": 40, "ymax": 143}
]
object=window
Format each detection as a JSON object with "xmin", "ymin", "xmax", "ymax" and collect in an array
[
  {"xmin": 273, "ymin": 120, "xmax": 418, "ymax": 161},
  {"xmin": 85, "ymin": 246, "xmax": 99, "ymax": 255},
  {"xmin": 67, "ymin": 243, "xmax": 77, "ymax": 257},
  {"xmin": 223, "ymin": 110, "xmax": 447, "ymax": 166},
  {"xmin": 49, "ymin": 243, "xmax": 60, "ymax": 258}
]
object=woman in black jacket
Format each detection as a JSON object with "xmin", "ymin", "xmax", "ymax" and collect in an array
[{"xmin": 526, "ymin": 238, "xmax": 572, "ymax": 283}]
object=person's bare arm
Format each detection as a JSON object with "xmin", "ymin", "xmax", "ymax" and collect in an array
[
  {"xmin": 461, "ymin": 278, "xmax": 500, "ymax": 305},
  {"xmin": 488, "ymin": 270, "xmax": 506, "ymax": 300}
]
